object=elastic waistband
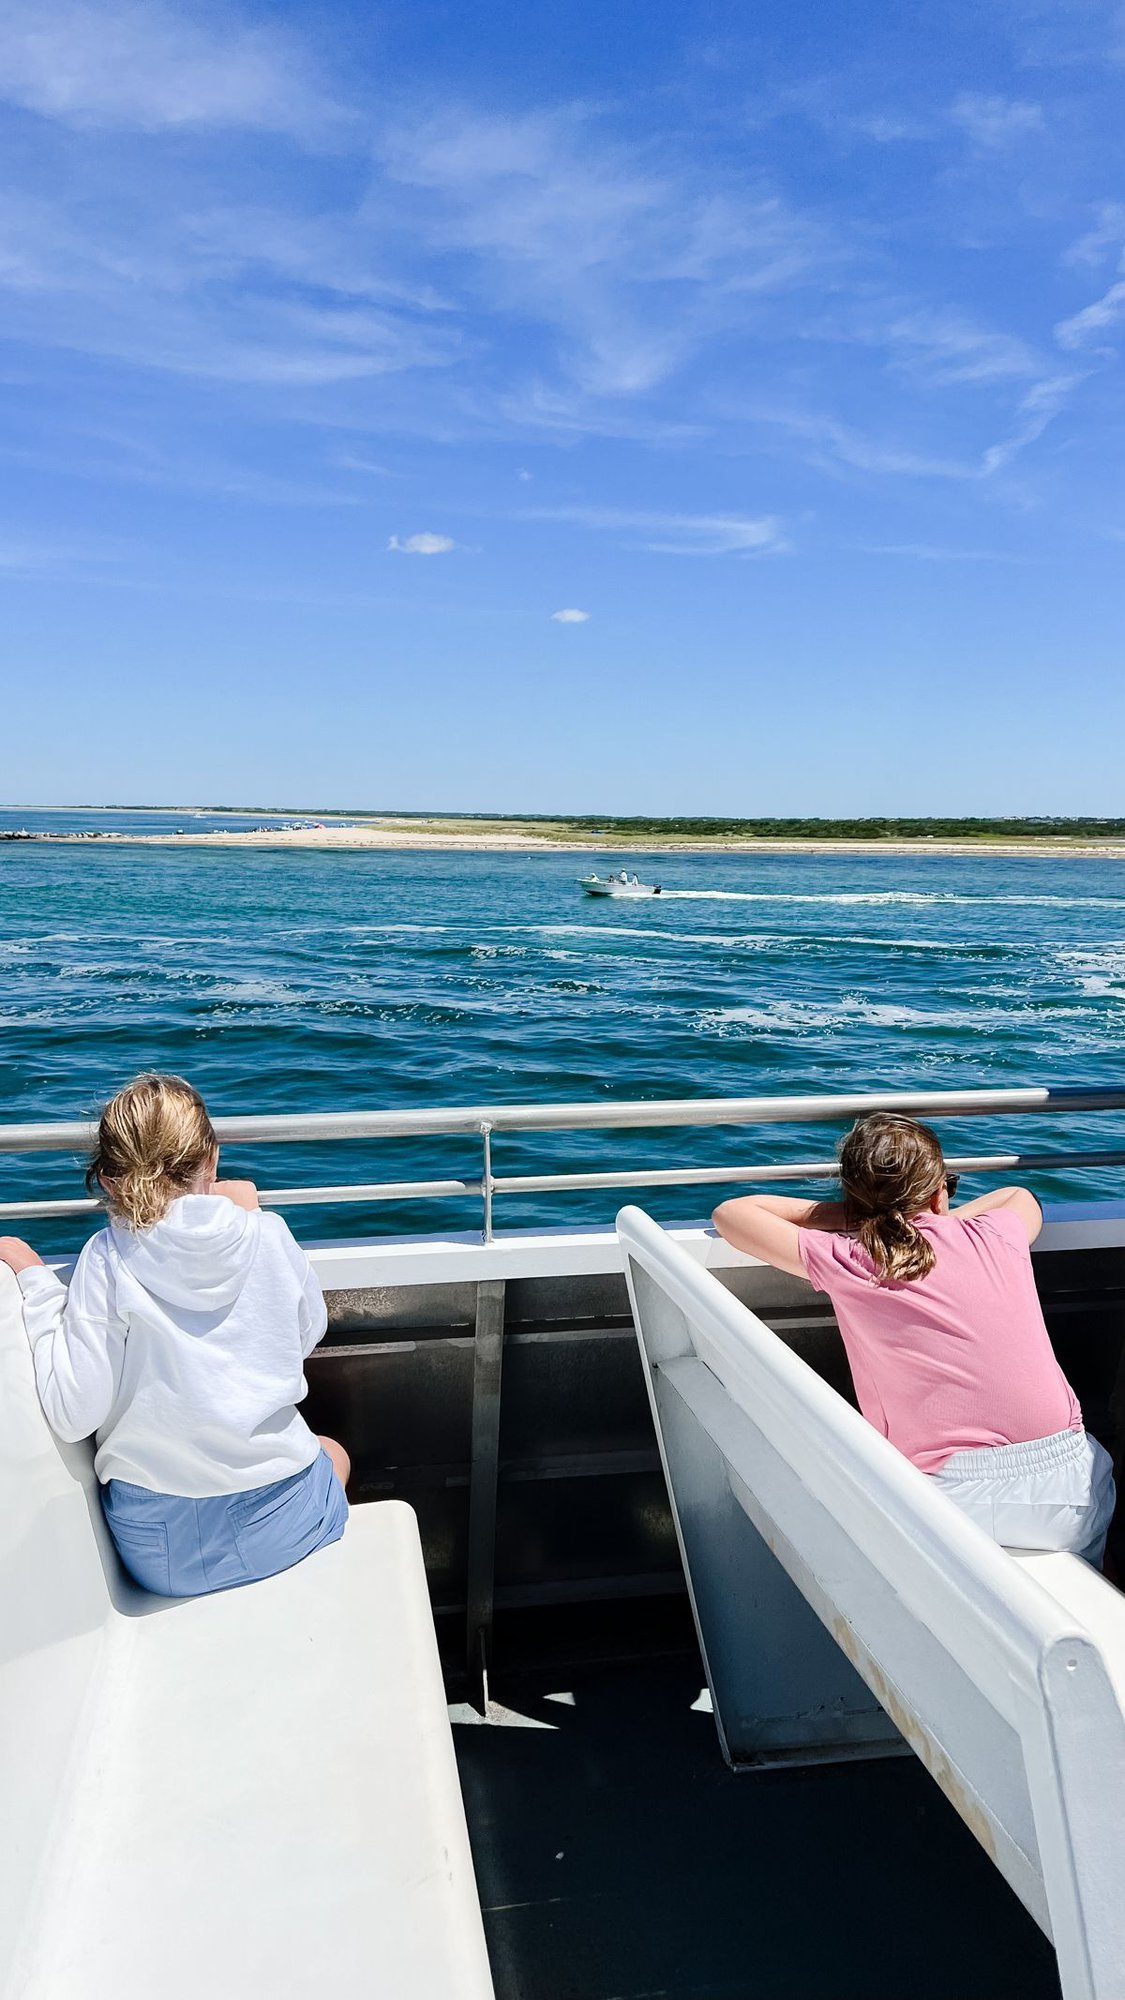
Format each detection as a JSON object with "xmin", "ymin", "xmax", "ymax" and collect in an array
[{"xmin": 937, "ymin": 1427, "xmax": 1087, "ymax": 1479}]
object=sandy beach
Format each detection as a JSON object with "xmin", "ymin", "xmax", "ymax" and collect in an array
[{"xmin": 7, "ymin": 823, "xmax": 1125, "ymax": 858}]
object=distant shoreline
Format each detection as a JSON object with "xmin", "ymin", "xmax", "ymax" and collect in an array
[{"xmin": 6, "ymin": 825, "xmax": 1125, "ymax": 859}]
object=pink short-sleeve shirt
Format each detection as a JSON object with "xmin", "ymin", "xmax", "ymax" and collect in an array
[{"xmin": 797, "ymin": 1208, "xmax": 1082, "ymax": 1473}]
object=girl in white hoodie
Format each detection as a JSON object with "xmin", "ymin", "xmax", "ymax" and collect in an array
[{"xmin": 0, "ymin": 1073, "xmax": 350, "ymax": 1597}]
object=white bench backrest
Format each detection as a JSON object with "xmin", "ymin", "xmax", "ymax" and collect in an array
[
  {"xmin": 0, "ymin": 1269, "xmax": 120, "ymax": 1992},
  {"xmin": 619, "ymin": 1207, "xmax": 1125, "ymax": 2000}
]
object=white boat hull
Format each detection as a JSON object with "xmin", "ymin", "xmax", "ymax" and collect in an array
[{"xmin": 579, "ymin": 875, "xmax": 661, "ymax": 897}]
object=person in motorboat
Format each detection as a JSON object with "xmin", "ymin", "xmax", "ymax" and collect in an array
[
  {"xmin": 712, "ymin": 1111, "xmax": 1115, "ymax": 1566},
  {"xmin": 0, "ymin": 1071, "xmax": 349, "ymax": 1597}
]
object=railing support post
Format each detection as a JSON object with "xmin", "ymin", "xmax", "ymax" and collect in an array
[
  {"xmin": 466, "ymin": 1277, "xmax": 505, "ymax": 1711},
  {"xmin": 480, "ymin": 1122, "xmax": 494, "ymax": 1244}
]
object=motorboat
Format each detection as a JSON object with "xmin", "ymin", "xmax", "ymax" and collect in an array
[{"xmin": 579, "ymin": 870, "xmax": 662, "ymax": 896}]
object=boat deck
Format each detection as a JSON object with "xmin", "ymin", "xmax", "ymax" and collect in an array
[{"xmin": 454, "ymin": 1644, "xmax": 1061, "ymax": 2000}]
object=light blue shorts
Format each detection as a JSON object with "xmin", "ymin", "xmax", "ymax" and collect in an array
[{"xmin": 102, "ymin": 1448, "xmax": 349, "ymax": 1598}]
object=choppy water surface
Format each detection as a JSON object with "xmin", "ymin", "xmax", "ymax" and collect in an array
[{"xmin": 4, "ymin": 825, "xmax": 1125, "ymax": 1247}]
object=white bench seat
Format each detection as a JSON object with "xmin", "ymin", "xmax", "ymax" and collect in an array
[
  {"xmin": 1012, "ymin": 1551, "xmax": 1125, "ymax": 1712},
  {"xmin": 0, "ymin": 1270, "xmax": 495, "ymax": 2000}
]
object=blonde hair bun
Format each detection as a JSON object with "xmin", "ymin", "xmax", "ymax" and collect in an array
[{"xmin": 88, "ymin": 1073, "xmax": 217, "ymax": 1231}]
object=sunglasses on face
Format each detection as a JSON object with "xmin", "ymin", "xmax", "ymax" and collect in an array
[{"xmin": 944, "ymin": 1173, "xmax": 960, "ymax": 1198}]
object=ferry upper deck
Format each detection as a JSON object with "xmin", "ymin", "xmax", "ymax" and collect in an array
[{"xmin": 4, "ymin": 1084, "xmax": 1125, "ymax": 2000}]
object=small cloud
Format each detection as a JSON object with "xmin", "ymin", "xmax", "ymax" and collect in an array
[
  {"xmin": 950, "ymin": 93, "xmax": 1043, "ymax": 150},
  {"xmin": 551, "ymin": 607, "xmax": 590, "ymax": 623},
  {"xmin": 387, "ymin": 531, "xmax": 456, "ymax": 554},
  {"xmin": 517, "ymin": 468, "xmax": 533, "ymax": 481}
]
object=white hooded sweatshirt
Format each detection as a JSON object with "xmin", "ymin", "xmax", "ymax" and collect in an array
[{"xmin": 18, "ymin": 1196, "xmax": 328, "ymax": 1496}]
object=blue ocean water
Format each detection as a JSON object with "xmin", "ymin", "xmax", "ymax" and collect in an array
[{"xmin": 4, "ymin": 818, "xmax": 1125, "ymax": 1250}]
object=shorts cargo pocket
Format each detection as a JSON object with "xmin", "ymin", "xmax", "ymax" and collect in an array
[{"xmin": 107, "ymin": 1518, "xmax": 171, "ymax": 1595}]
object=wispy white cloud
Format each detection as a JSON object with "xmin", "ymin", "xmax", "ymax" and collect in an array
[
  {"xmin": 0, "ymin": 529, "xmax": 129, "ymax": 576},
  {"xmin": 180, "ymin": 206, "xmax": 451, "ymax": 312},
  {"xmin": 747, "ymin": 375, "xmax": 1077, "ymax": 483},
  {"xmin": 0, "ymin": 420, "xmax": 367, "ymax": 509},
  {"xmin": 854, "ymin": 112, "xmax": 931, "ymax": 143},
  {"xmin": 950, "ymin": 93, "xmax": 1044, "ymax": 149},
  {"xmin": 0, "ymin": 189, "xmax": 460, "ymax": 388},
  {"xmin": 0, "ymin": 0, "xmax": 340, "ymax": 140},
  {"xmin": 0, "ymin": 94, "xmax": 815, "ymax": 413},
  {"xmin": 492, "ymin": 379, "xmax": 709, "ymax": 443},
  {"xmin": 0, "ymin": 22, "xmax": 1103, "ymax": 573},
  {"xmin": 551, "ymin": 607, "xmax": 589, "ymax": 622},
  {"xmin": 1055, "ymin": 278, "xmax": 1125, "ymax": 349},
  {"xmin": 333, "ymin": 451, "xmax": 394, "ymax": 477},
  {"xmin": 526, "ymin": 504, "xmax": 788, "ymax": 556},
  {"xmin": 860, "ymin": 543, "xmax": 1030, "ymax": 563},
  {"xmin": 979, "ymin": 374, "xmax": 1079, "ymax": 473},
  {"xmin": 378, "ymin": 105, "xmax": 825, "ymax": 399},
  {"xmin": 1063, "ymin": 203, "xmax": 1125, "ymax": 269},
  {"xmin": 878, "ymin": 309, "xmax": 1041, "ymax": 385},
  {"xmin": 744, "ymin": 406, "xmax": 974, "ymax": 480},
  {"xmin": 746, "ymin": 78, "xmax": 934, "ymax": 147},
  {"xmin": 387, "ymin": 531, "xmax": 457, "ymax": 554}
]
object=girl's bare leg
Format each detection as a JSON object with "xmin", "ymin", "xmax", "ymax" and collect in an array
[{"xmin": 318, "ymin": 1434, "xmax": 351, "ymax": 1490}]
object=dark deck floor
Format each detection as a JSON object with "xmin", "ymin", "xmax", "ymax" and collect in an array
[{"xmin": 453, "ymin": 1654, "xmax": 1061, "ymax": 2000}]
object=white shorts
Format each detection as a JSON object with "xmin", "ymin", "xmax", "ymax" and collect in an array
[{"xmin": 930, "ymin": 1428, "xmax": 1116, "ymax": 1568}]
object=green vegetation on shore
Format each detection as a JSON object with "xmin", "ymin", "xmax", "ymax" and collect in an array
[
  {"xmin": 366, "ymin": 813, "xmax": 1125, "ymax": 846},
  {"xmin": 192, "ymin": 810, "xmax": 1125, "ymax": 843},
  {"xmin": 510, "ymin": 815, "xmax": 1125, "ymax": 842}
]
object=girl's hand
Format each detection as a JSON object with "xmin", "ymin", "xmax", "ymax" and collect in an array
[
  {"xmin": 0, "ymin": 1236, "xmax": 45, "ymax": 1274},
  {"xmin": 214, "ymin": 1179, "xmax": 260, "ymax": 1212}
]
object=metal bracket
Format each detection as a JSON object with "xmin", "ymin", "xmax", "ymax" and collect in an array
[{"xmin": 465, "ymin": 1277, "xmax": 505, "ymax": 1709}]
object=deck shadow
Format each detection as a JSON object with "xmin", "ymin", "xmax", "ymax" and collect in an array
[{"xmin": 453, "ymin": 1656, "xmax": 1060, "ymax": 2000}]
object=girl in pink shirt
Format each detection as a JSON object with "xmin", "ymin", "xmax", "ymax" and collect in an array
[{"xmin": 713, "ymin": 1112, "xmax": 1114, "ymax": 1567}]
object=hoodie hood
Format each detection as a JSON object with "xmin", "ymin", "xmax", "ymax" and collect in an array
[{"xmin": 110, "ymin": 1195, "xmax": 260, "ymax": 1311}]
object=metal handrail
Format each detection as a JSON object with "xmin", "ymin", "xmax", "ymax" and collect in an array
[
  {"xmin": 2, "ymin": 1086, "xmax": 1125, "ymax": 1238},
  {"xmin": 2, "ymin": 1084, "xmax": 1124, "ymax": 1152}
]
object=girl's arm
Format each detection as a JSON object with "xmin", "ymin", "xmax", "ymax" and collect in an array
[
  {"xmin": 296, "ymin": 1255, "xmax": 329, "ymax": 1358},
  {"xmin": 18, "ymin": 1238, "xmax": 127, "ymax": 1442},
  {"xmin": 951, "ymin": 1184, "xmax": 1043, "ymax": 1244},
  {"xmin": 712, "ymin": 1194, "xmax": 845, "ymax": 1278},
  {"xmin": 270, "ymin": 1216, "xmax": 329, "ymax": 1357}
]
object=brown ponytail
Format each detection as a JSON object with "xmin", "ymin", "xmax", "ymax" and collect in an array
[
  {"xmin": 87, "ymin": 1073, "xmax": 217, "ymax": 1231},
  {"xmin": 838, "ymin": 1113, "xmax": 945, "ymax": 1284}
]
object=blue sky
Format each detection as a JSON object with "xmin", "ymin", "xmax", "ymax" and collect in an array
[{"xmin": 1, "ymin": 0, "xmax": 1123, "ymax": 814}]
